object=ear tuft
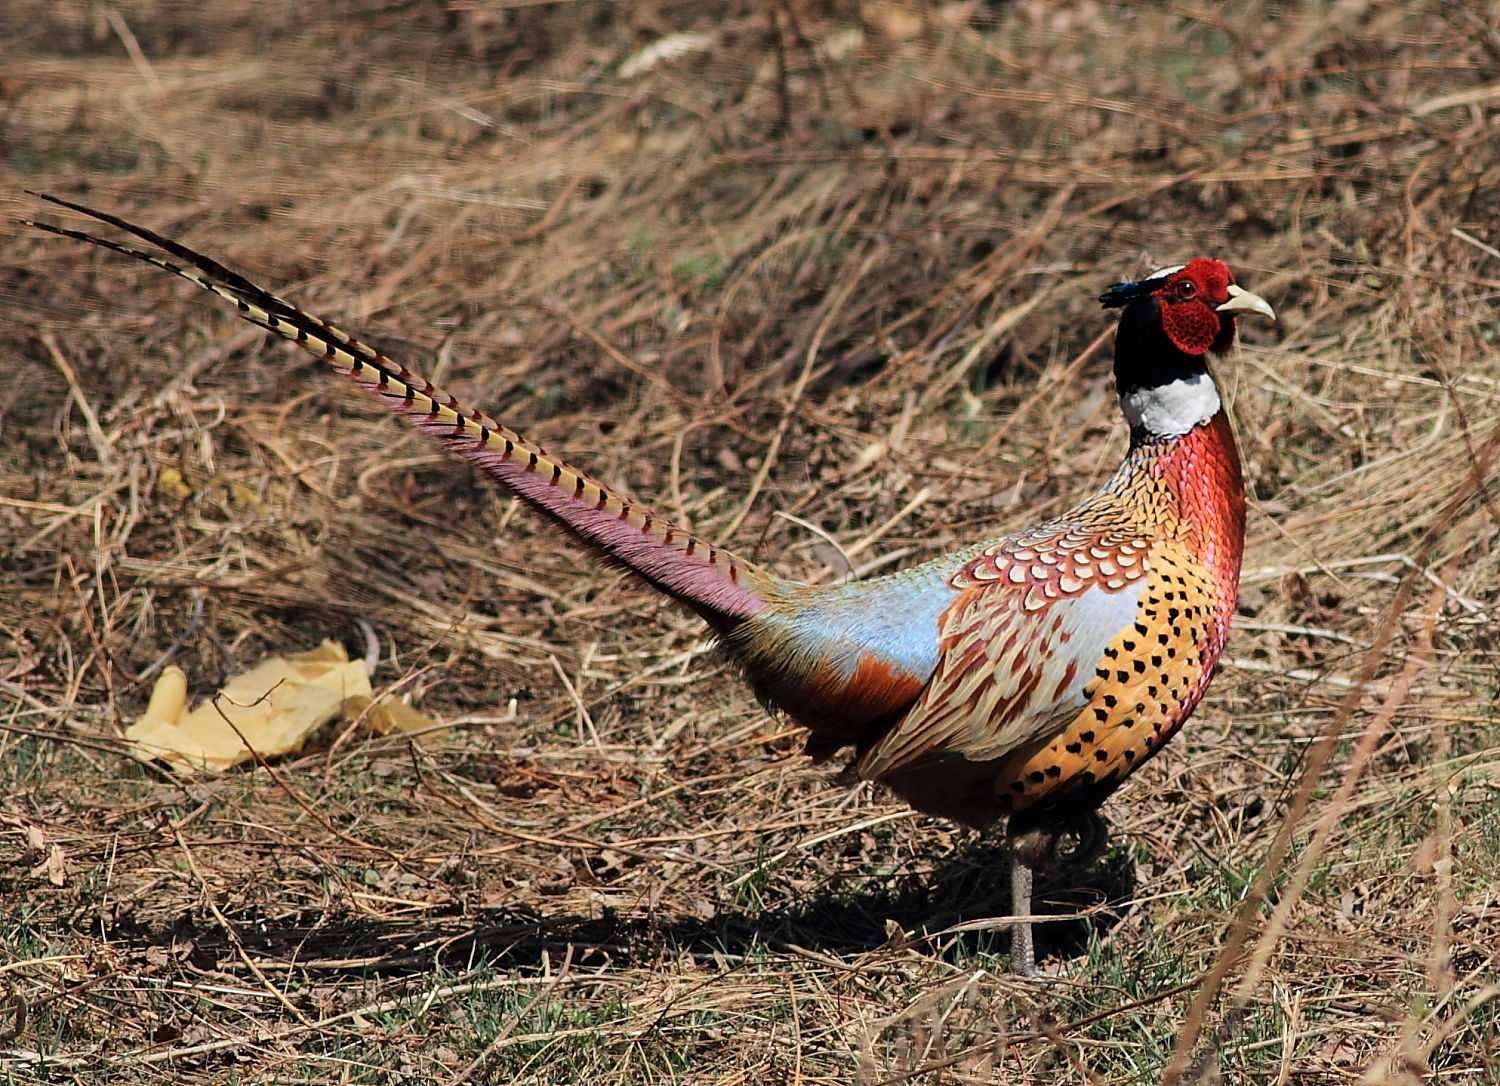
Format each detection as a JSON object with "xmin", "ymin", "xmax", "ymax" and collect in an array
[
  {"xmin": 1099, "ymin": 280, "xmax": 1146, "ymax": 309},
  {"xmin": 1100, "ymin": 264, "xmax": 1186, "ymax": 309}
]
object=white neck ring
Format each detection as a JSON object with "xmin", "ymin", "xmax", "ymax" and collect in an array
[{"xmin": 1119, "ymin": 372, "xmax": 1220, "ymax": 437}]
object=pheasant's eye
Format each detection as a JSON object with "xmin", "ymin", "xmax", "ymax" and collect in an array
[{"xmin": 1176, "ymin": 280, "xmax": 1196, "ymax": 299}]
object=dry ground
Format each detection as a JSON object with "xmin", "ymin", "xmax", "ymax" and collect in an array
[{"xmin": 3, "ymin": 2, "xmax": 1499, "ymax": 1082}]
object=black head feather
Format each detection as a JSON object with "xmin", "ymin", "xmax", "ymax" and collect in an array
[
  {"xmin": 1098, "ymin": 279, "xmax": 1148, "ymax": 309},
  {"xmin": 1099, "ymin": 264, "xmax": 1185, "ymax": 310}
]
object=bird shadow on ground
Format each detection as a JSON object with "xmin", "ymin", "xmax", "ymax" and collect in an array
[{"xmin": 136, "ymin": 831, "xmax": 1138, "ymax": 980}]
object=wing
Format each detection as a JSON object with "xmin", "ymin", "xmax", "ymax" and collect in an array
[
  {"xmin": 855, "ymin": 523, "xmax": 1150, "ymax": 781},
  {"xmin": 730, "ymin": 557, "xmax": 963, "ymax": 741}
]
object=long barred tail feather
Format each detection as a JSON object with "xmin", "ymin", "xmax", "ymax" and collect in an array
[{"xmin": 27, "ymin": 193, "xmax": 786, "ymax": 626}]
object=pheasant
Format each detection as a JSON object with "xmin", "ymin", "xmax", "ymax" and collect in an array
[{"xmin": 29, "ymin": 194, "xmax": 1274, "ymax": 975}]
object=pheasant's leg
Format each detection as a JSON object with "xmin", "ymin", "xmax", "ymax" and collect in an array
[
  {"xmin": 1006, "ymin": 813, "xmax": 1105, "ymax": 979},
  {"xmin": 1009, "ymin": 853, "xmax": 1038, "ymax": 978}
]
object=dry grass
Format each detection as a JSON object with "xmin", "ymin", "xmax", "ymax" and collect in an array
[{"xmin": 3, "ymin": 1, "xmax": 1500, "ymax": 1082}]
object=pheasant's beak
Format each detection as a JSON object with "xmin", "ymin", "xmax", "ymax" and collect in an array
[{"xmin": 1216, "ymin": 283, "xmax": 1275, "ymax": 321}]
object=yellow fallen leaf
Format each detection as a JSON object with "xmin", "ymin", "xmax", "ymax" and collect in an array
[
  {"xmin": 125, "ymin": 640, "xmax": 371, "ymax": 775},
  {"xmin": 341, "ymin": 694, "xmax": 444, "ymax": 737},
  {"xmin": 156, "ymin": 465, "xmax": 193, "ymax": 502},
  {"xmin": 141, "ymin": 664, "xmax": 187, "ymax": 727}
]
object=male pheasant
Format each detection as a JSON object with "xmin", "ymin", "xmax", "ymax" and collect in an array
[{"xmin": 30, "ymin": 195, "xmax": 1274, "ymax": 975}]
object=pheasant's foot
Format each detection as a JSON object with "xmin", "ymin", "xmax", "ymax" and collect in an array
[{"xmin": 1004, "ymin": 811, "xmax": 1111, "ymax": 977}]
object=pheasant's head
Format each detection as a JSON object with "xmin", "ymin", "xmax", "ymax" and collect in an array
[
  {"xmin": 1100, "ymin": 258, "xmax": 1275, "ymax": 439},
  {"xmin": 1099, "ymin": 258, "xmax": 1274, "ymax": 356}
]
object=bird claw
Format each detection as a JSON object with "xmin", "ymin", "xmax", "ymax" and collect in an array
[{"xmin": 1011, "ymin": 951, "xmax": 1070, "ymax": 985}]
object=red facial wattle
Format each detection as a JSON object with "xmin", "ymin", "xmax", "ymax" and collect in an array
[
  {"xmin": 1154, "ymin": 258, "xmax": 1237, "ymax": 355},
  {"xmin": 1160, "ymin": 297, "xmax": 1223, "ymax": 355}
]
